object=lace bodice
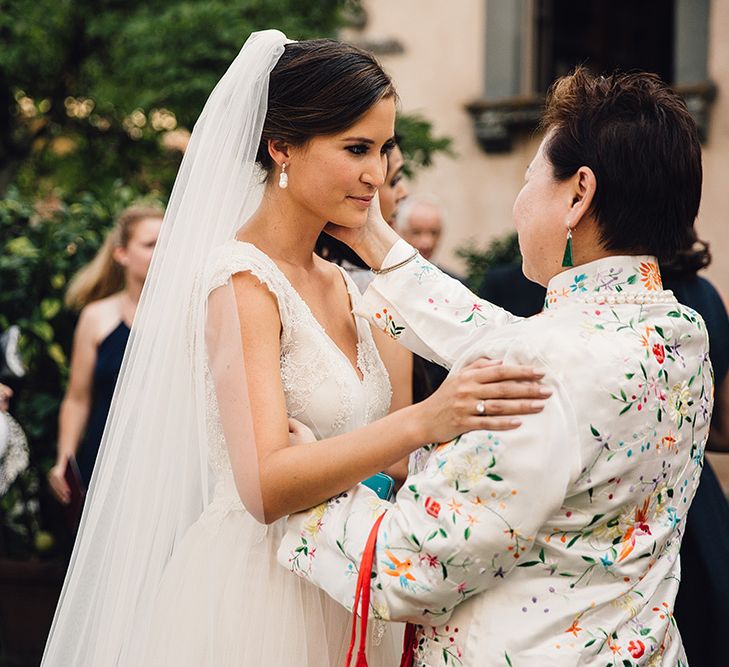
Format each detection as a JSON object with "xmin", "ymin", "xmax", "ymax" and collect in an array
[{"xmin": 202, "ymin": 240, "xmax": 392, "ymax": 499}]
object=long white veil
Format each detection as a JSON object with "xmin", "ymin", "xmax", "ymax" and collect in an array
[{"xmin": 42, "ymin": 29, "xmax": 289, "ymax": 665}]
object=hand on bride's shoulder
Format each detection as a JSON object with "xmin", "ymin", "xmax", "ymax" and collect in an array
[
  {"xmin": 288, "ymin": 418, "xmax": 316, "ymax": 446},
  {"xmin": 413, "ymin": 358, "xmax": 551, "ymax": 444}
]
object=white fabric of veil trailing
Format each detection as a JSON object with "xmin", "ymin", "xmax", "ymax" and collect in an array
[{"xmin": 42, "ymin": 30, "xmax": 289, "ymax": 666}]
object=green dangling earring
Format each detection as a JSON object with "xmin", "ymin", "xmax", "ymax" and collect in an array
[{"xmin": 561, "ymin": 227, "xmax": 574, "ymax": 267}]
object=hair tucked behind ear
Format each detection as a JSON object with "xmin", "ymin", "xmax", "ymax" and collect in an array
[
  {"xmin": 257, "ymin": 39, "xmax": 397, "ymax": 175},
  {"xmin": 65, "ymin": 205, "xmax": 164, "ymax": 310},
  {"xmin": 540, "ymin": 67, "xmax": 702, "ymax": 262}
]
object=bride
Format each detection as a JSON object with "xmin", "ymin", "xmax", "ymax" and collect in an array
[{"xmin": 42, "ymin": 31, "xmax": 548, "ymax": 666}]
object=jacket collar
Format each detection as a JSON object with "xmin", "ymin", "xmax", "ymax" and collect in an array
[{"xmin": 544, "ymin": 255, "xmax": 663, "ymax": 310}]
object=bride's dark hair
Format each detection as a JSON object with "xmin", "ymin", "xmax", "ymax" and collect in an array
[{"xmin": 256, "ymin": 39, "xmax": 397, "ymax": 174}]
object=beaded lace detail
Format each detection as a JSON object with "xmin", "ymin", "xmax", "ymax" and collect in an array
[
  {"xmin": 357, "ymin": 334, "xmax": 391, "ymax": 423},
  {"xmin": 204, "ymin": 366, "xmax": 229, "ymax": 476}
]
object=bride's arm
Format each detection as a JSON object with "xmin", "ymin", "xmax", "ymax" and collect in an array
[{"xmin": 227, "ymin": 270, "xmax": 547, "ymax": 524}]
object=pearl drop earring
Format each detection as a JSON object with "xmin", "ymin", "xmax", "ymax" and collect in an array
[{"xmin": 278, "ymin": 163, "xmax": 288, "ymax": 189}]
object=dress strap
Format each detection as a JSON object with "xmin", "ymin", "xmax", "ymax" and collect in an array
[{"xmin": 204, "ymin": 240, "xmax": 299, "ymax": 329}]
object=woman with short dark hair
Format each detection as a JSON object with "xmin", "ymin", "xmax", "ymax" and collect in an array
[{"xmin": 282, "ymin": 67, "xmax": 713, "ymax": 666}]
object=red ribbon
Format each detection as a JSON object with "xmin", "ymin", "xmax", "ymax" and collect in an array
[
  {"xmin": 345, "ymin": 512, "xmax": 386, "ymax": 667},
  {"xmin": 343, "ymin": 511, "xmax": 419, "ymax": 667},
  {"xmin": 399, "ymin": 622, "xmax": 417, "ymax": 667}
]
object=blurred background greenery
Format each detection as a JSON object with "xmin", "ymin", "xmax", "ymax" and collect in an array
[{"xmin": 2, "ymin": 0, "xmax": 354, "ymax": 195}]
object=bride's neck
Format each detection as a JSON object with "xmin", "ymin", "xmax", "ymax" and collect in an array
[{"xmin": 240, "ymin": 188, "xmax": 323, "ymax": 268}]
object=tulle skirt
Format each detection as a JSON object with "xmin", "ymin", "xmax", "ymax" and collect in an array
[{"xmin": 140, "ymin": 501, "xmax": 403, "ymax": 666}]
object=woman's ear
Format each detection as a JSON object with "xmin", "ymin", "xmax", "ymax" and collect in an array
[
  {"xmin": 267, "ymin": 138, "xmax": 292, "ymax": 167},
  {"xmin": 111, "ymin": 245, "xmax": 128, "ymax": 267},
  {"xmin": 569, "ymin": 166, "xmax": 597, "ymax": 229}
]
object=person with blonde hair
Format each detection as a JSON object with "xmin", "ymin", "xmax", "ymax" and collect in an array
[{"xmin": 48, "ymin": 205, "xmax": 163, "ymax": 502}]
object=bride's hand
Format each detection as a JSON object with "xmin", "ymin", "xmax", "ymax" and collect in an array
[
  {"xmin": 288, "ymin": 418, "xmax": 317, "ymax": 446},
  {"xmin": 412, "ymin": 358, "xmax": 551, "ymax": 445},
  {"xmin": 323, "ymin": 190, "xmax": 400, "ymax": 269}
]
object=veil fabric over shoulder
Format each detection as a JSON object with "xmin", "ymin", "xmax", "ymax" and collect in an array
[{"xmin": 42, "ymin": 30, "xmax": 289, "ymax": 665}]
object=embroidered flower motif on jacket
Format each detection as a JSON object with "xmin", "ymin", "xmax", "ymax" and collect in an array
[{"xmin": 279, "ymin": 247, "xmax": 710, "ymax": 667}]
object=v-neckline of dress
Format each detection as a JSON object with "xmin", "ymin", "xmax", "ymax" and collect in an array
[{"xmin": 232, "ymin": 240, "xmax": 366, "ymax": 384}]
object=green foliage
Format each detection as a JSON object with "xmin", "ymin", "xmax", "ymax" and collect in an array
[
  {"xmin": 0, "ymin": 0, "xmax": 354, "ymax": 196},
  {"xmin": 456, "ymin": 231, "xmax": 521, "ymax": 290},
  {"xmin": 1, "ymin": 457, "xmax": 55, "ymax": 558},
  {"xmin": 1, "ymin": 0, "xmax": 451, "ymax": 194},
  {"xmin": 396, "ymin": 113, "xmax": 454, "ymax": 177},
  {"xmin": 93, "ymin": 1, "xmax": 350, "ymax": 127}
]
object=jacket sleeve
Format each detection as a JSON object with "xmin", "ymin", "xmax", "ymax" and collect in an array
[
  {"xmin": 359, "ymin": 240, "xmax": 523, "ymax": 369},
  {"xmin": 278, "ymin": 355, "xmax": 580, "ymax": 625}
]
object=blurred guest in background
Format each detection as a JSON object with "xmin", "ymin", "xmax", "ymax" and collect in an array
[
  {"xmin": 478, "ymin": 260, "xmax": 546, "ymax": 317},
  {"xmin": 0, "ymin": 383, "xmax": 12, "ymax": 414},
  {"xmin": 47, "ymin": 205, "xmax": 163, "ymax": 502},
  {"xmin": 396, "ymin": 193, "xmax": 465, "ymax": 288},
  {"xmin": 0, "ymin": 328, "xmax": 24, "ymax": 494},
  {"xmin": 0, "ymin": 326, "xmax": 37, "ymax": 559},
  {"xmin": 394, "ymin": 193, "xmax": 461, "ymax": 389},
  {"xmin": 394, "ymin": 193, "xmax": 443, "ymax": 262},
  {"xmin": 0, "ymin": 381, "xmax": 27, "ymax": 500},
  {"xmin": 378, "ymin": 139, "xmax": 408, "ymax": 227}
]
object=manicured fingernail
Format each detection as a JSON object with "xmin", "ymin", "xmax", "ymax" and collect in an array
[
  {"xmin": 539, "ymin": 387, "xmax": 553, "ymax": 397},
  {"xmin": 510, "ymin": 418, "xmax": 522, "ymax": 426},
  {"xmin": 531, "ymin": 401, "xmax": 546, "ymax": 409},
  {"xmin": 533, "ymin": 368, "xmax": 547, "ymax": 377}
]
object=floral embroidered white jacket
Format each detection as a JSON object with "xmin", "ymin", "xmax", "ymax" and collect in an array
[{"xmin": 278, "ymin": 242, "xmax": 713, "ymax": 667}]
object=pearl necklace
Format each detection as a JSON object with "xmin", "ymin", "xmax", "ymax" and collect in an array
[{"xmin": 579, "ymin": 290, "xmax": 676, "ymax": 305}]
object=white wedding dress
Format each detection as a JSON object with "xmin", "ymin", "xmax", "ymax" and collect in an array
[{"xmin": 140, "ymin": 240, "xmax": 403, "ymax": 666}]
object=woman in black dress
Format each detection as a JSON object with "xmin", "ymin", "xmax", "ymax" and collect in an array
[{"xmin": 47, "ymin": 205, "xmax": 163, "ymax": 499}]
